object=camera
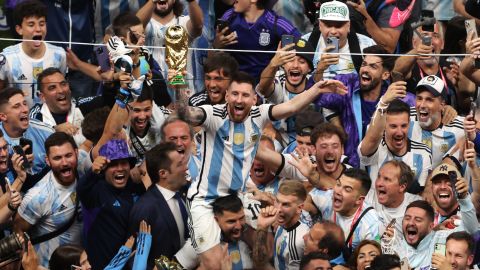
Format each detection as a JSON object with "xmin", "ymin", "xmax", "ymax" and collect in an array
[{"xmin": 0, "ymin": 234, "xmax": 22, "ymax": 264}]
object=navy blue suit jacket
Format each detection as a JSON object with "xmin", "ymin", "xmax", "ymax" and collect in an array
[{"xmin": 129, "ymin": 185, "xmax": 187, "ymax": 269}]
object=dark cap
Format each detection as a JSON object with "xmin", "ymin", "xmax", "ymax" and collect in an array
[
  {"xmin": 294, "ymin": 39, "xmax": 315, "ymax": 71},
  {"xmin": 295, "ymin": 110, "xmax": 324, "ymax": 136}
]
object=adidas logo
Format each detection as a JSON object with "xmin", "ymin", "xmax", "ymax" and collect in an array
[
  {"xmin": 113, "ymin": 200, "xmax": 121, "ymax": 207},
  {"xmin": 17, "ymin": 74, "xmax": 27, "ymax": 80}
]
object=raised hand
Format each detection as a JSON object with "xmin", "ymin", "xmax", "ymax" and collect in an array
[
  {"xmin": 257, "ymin": 205, "xmax": 278, "ymax": 231},
  {"xmin": 270, "ymin": 43, "xmax": 296, "ymax": 68},
  {"xmin": 381, "ymin": 81, "xmax": 407, "ymax": 104},
  {"xmin": 316, "ymin": 79, "xmax": 348, "ymax": 95},
  {"xmin": 92, "ymin": 156, "xmax": 109, "ymax": 174}
]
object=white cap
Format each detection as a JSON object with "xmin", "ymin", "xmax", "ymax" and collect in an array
[
  {"xmin": 415, "ymin": 75, "xmax": 444, "ymax": 98},
  {"xmin": 319, "ymin": 1, "xmax": 350, "ymax": 22}
]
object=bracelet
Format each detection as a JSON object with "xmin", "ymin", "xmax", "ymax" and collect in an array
[{"xmin": 7, "ymin": 202, "xmax": 17, "ymax": 212}]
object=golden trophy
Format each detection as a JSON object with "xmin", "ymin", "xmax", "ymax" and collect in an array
[{"xmin": 165, "ymin": 25, "xmax": 188, "ymax": 86}]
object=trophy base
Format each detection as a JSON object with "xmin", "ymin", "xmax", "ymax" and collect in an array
[{"xmin": 169, "ymin": 75, "xmax": 187, "ymax": 86}]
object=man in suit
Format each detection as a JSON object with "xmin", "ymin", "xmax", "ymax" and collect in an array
[{"xmin": 128, "ymin": 141, "xmax": 189, "ymax": 269}]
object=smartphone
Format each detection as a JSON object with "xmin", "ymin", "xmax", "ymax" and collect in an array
[
  {"xmin": 470, "ymin": 97, "xmax": 477, "ymax": 119},
  {"xmin": 19, "ymin": 138, "xmax": 32, "ymax": 155},
  {"xmin": 386, "ymin": 218, "xmax": 396, "ymax": 229},
  {"xmin": 216, "ymin": 19, "xmax": 231, "ymax": 35},
  {"xmin": 448, "ymin": 171, "xmax": 458, "ymax": 199},
  {"xmin": 434, "ymin": 243, "xmax": 446, "ymax": 255},
  {"xmin": 422, "ymin": 35, "xmax": 432, "ymax": 46},
  {"xmin": 391, "ymin": 71, "xmax": 404, "ymax": 82},
  {"xmin": 326, "ymin": 36, "xmax": 339, "ymax": 53},
  {"xmin": 4, "ymin": 177, "xmax": 12, "ymax": 192},
  {"xmin": 95, "ymin": 47, "xmax": 111, "ymax": 73},
  {"xmin": 465, "ymin": 19, "xmax": 480, "ymax": 68},
  {"xmin": 421, "ymin": 10, "xmax": 435, "ymax": 32},
  {"xmin": 13, "ymin": 145, "xmax": 31, "ymax": 170},
  {"xmin": 23, "ymin": 232, "xmax": 30, "ymax": 253},
  {"xmin": 281, "ymin": 34, "xmax": 295, "ymax": 48}
]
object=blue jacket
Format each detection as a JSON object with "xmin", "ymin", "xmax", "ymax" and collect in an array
[
  {"xmin": 314, "ymin": 73, "xmax": 416, "ymax": 167},
  {"xmin": 129, "ymin": 185, "xmax": 188, "ymax": 270}
]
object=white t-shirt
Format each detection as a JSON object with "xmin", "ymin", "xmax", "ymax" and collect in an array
[{"xmin": 0, "ymin": 43, "xmax": 67, "ymax": 107}]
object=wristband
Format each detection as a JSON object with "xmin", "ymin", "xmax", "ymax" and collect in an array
[
  {"xmin": 115, "ymin": 88, "xmax": 132, "ymax": 108},
  {"xmin": 7, "ymin": 202, "xmax": 17, "ymax": 212}
]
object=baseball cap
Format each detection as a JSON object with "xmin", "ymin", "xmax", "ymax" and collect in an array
[
  {"xmin": 430, "ymin": 163, "xmax": 461, "ymax": 182},
  {"xmin": 319, "ymin": 0, "xmax": 350, "ymax": 22},
  {"xmin": 293, "ymin": 39, "xmax": 314, "ymax": 71},
  {"xmin": 415, "ymin": 75, "xmax": 444, "ymax": 98},
  {"xmin": 295, "ymin": 110, "xmax": 324, "ymax": 136}
]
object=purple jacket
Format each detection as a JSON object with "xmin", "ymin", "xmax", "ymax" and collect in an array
[{"xmin": 314, "ymin": 73, "xmax": 416, "ymax": 167}]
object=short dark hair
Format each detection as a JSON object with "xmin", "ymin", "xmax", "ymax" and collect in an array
[
  {"xmin": 160, "ymin": 115, "xmax": 194, "ymax": 142},
  {"xmin": 145, "ymin": 142, "xmax": 177, "ymax": 183},
  {"xmin": 212, "ymin": 194, "xmax": 243, "ymax": 216},
  {"xmin": 37, "ymin": 67, "xmax": 64, "ymax": 92},
  {"xmin": 49, "ymin": 245, "xmax": 83, "ymax": 270},
  {"xmin": 81, "ymin": 107, "xmax": 111, "ymax": 144},
  {"xmin": 310, "ymin": 122, "xmax": 346, "ymax": 146},
  {"xmin": 382, "ymin": 160, "xmax": 414, "ymax": 188},
  {"xmin": 112, "ymin": 12, "xmax": 142, "ymax": 38},
  {"xmin": 406, "ymin": 200, "xmax": 435, "ymax": 221},
  {"xmin": 300, "ymin": 252, "xmax": 331, "ymax": 270},
  {"xmin": 316, "ymin": 221, "xmax": 345, "ymax": 259},
  {"xmin": 447, "ymin": 231, "xmax": 475, "ymax": 255},
  {"xmin": 14, "ymin": 0, "xmax": 47, "ymax": 27},
  {"xmin": 370, "ymin": 254, "xmax": 401, "ymax": 270},
  {"xmin": 343, "ymin": 168, "xmax": 371, "ymax": 195},
  {"xmin": 0, "ymin": 87, "xmax": 24, "ymax": 111},
  {"xmin": 204, "ymin": 52, "xmax": 239, "ymax": 78},
  {"xmin": 136, "ymin": 83, "xmax": 154, "ymax": 103},
  {"xmin": 45, "ymin": 132, "xmax": 78, "ymax": 156},
  {"xmin": 230, "ymin": 71, "xmax": 255, "ymax": 89},
  {"xmin": 386, "ymin": 99, "xmax": 410, "ymax": 115},
  {"xmin": 363, "ymin": 45, "xmax": 396, "ymax": 72}
]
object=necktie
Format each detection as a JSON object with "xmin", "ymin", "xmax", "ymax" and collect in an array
[{"xmin": 174, "ymin": 192, "xmax": 188, "ymax": 239}]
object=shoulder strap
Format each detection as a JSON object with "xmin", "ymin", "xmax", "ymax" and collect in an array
[
  {"xmin": 307, "ymin": 27, "xmax": 322, "ymax": 48},
  {"xmin": 345, "ymin": 206, "xmax": 373, "ymax": 246},
  {"xmin": 347, "ymin": 29, "xmax": 363, "ymax": 74},
  {"xmin": 30, "ymin": 198, "xmax": 79, "ymax": 245}
]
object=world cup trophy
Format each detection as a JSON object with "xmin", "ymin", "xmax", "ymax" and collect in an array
[{"xmin": 165, "ymin": 25, "xmax": 188, "ymax": 86}]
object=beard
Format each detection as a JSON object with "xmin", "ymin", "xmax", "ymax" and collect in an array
[
  {"xmin": 285, "ymin": 74, "xmax": 307, "ymax": 88},
  {"xmin": 153, "ymin": 4, "xmax": 174, "ymax": 17},
  {"xmin": 360, "ymin": 77, "xmax": 381, "ymax": 93}
]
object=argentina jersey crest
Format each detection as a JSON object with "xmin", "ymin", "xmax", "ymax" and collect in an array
[{"xmin": 259, "ymin": 29, "xmax": 270, "ymax": 46}]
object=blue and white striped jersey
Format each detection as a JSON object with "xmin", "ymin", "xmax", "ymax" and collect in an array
[
  {"xmin": 310, "ymin": 189, "xmax": 380, "ymax": 250},
  {"xmin": 358, "ymin": 139, "xmax": 432, "ymax": 191},
  {"xmin": 274, "ymin": 221, "xmax": 309, "ymax": 270},
  {"xmin": 409, "ymin": 111, "xmax": 464, "ymax": 168},
  {"xmin": 18, "ymin": 171, "xmax": 82, "ymax": 267},
  {"xmin": 263, "ymin": 72, "xmax": 313, "ymax": 147},
  {"xmin": 0, "ymin": 43, "xmax": 66, "ymax": 107},
  {"xmin": 188, "ymin": 104, "xmax": 274, "ymax": 201}
]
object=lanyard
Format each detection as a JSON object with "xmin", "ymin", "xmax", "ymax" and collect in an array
[
  {"xmin": 333, "ymin": 203, "xmax": 364, "ymax": 247},
  {"xmin": 418, "ymin": 65, "xmax": 449, "ymax": 95}
]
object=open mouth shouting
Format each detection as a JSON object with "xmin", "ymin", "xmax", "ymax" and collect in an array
[
  {"xmin": 19, "ymin": 114, "xmax": 29, "ymax": 127},
  {"xmin": 286, "ymin": 70, "xmax": 305, "ymax": 86},
  {"xmin": 134, "ymin": 117, "xmax": 148, "ymax": 130},
  {"xmin": 360, "ymin": 72, "xmax": 372, "ymax": 85},
  {"xmin": 436, "ymin": 191, "xmax": 452, "ymax": 205},
  {"xmin": 417, "ymin": 109, "xmax": 430, "ymax": 123},
  {"xmin": 405, "ymin": 225, "xmax": 418, "ymax": 244},
  {"xmin": 208, "ymin": 88, "xmax": 222, "ymax": 100},
  {"xmin": 252, "ymin": 164, "xmax": 266, "ymax": 178},
  {"xmin": 321, "ymin": 155, "xmax": 338, "ymax": 172},
  {"xmin": 156, "ymin": 0, "xmax": 168, "ymax": 9},
  {"xmin": 32, "ymin": 35, "xmax": 43, "ymax": 47},
  {"xmin": 332, "ymin": 193, "xmax": 343, "ymax": 210},
  {"xmin": 113, "ymin": 171, "xmax": 128, "ymax": 187}
]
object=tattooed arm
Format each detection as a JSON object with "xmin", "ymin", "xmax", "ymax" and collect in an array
[
  {"xmin": 253, "ymin": 206, "xmax": 277, "ymax": 269},
  {"xmin": 172, "ymin": 82, "xmax": 206, "ymax": 127}
]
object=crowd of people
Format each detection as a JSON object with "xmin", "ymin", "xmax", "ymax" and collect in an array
[{"xmin": 0, "ymin": 0, "xmax": 479, "ymax": 269}]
